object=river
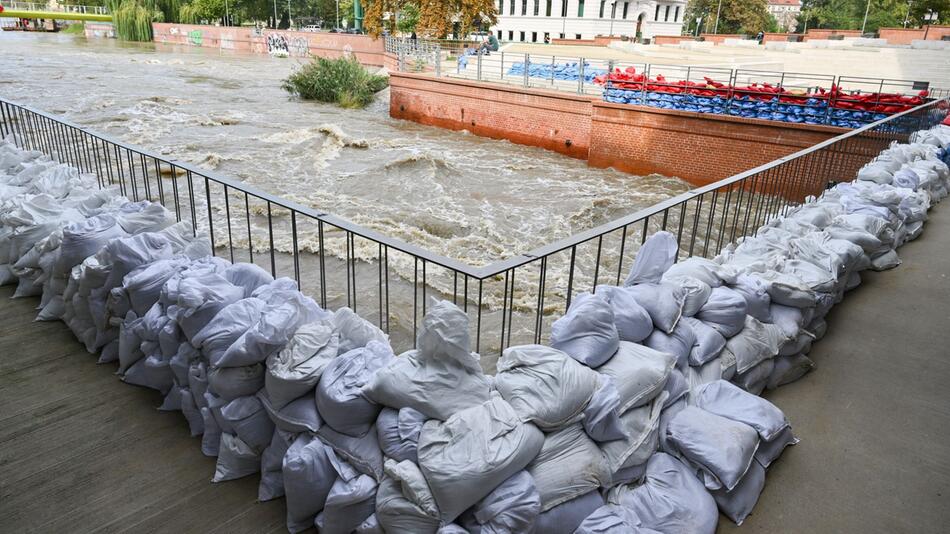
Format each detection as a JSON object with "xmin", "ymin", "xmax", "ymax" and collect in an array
[{"xmin": 0, "ymin": 31, "xmax": 689, "ymax": 268}]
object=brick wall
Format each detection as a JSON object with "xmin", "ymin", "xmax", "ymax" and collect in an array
[
  {"xmin": 922, "ymin": 25, "xmax": 950, "ymax": 40},
  {"xmin": 804, "ymin": 29, "xmax": 862, "ymax": 41},
  {"xmin": 700, "ymin": 33, "xmax": 746, "ymax": 44},
  {"xmin": 551, "ymin": 38, "xmax": 600, "ymax": 46},
  {"xmin": 389, "ymin": 73, "xmax": 594, "ymax": 160},
  {"xmin": 654, "ymin": 35, "xmax": 694, "ymax": 45},
  {"xmin": 588, "ymin": 102, "xmax": 847, "ymax": 185},
  {"xmin": 762, "ymin": 32, "xmax": 802, "ymax": 43},
  {"xmin": 878, "ymin": 28, "xmax": 926, "ymax": 45},
  {"xmin": 389, "ymin": 73, "xmax": 853, "ymax": 188},
  {"xmin": 151, "ymin": 24, "xmax": 386, "ymax": 66}
]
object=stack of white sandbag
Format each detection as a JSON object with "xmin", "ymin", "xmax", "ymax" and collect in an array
[{"xmin": 0, "ymin": 121, "xmax": 948, "ymax": 534}]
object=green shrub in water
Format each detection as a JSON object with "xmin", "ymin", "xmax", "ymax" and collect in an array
[
  {"xmin": 62, "ymin": 22, "xmax": 85, "ymax": 34},
  {"xmin": 282, "ymin": 56, "xmax": 389, "ymax": 109}
]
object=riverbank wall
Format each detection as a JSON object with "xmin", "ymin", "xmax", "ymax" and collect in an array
[
  {"xmin": 151, "ymin": 23, "xmax": 386, "ymax": 66},
  {"xmin": 389, "ymin": 72, "xmax": 849, "ymax": 186}
]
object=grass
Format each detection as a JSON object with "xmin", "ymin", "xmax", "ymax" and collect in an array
[
  {"xmin": 62, "ymin": 22, "xmax": 85, "ymax": 34},
  {"xmin": 282, "ymin": 56, "xmax": 389, "ymax": 109}
]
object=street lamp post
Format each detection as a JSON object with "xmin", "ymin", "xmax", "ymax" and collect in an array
[
  {"xmin": 861, "ymin": 0, "xmax": 871, "ymax": 33},
  {"xmin": 695, "ymin": 16, "xmax": 702, "ymax": 37},
  {"xmin": 336, "ymin": 0, "xmax": 340, "ymax": 30},
  {"xmin": 713, "ymin": 0, "xmax": 723, "ymax": 34},
  {"xmin": 223, "ymin": 0, "xmax": 229, "ymax": 26},
  {"xmin": 273, "ymin": 0, "xmax": 278, "ymax": 29}
]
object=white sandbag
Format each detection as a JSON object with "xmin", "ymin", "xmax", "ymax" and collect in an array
[
  {"xmin": 767, "ymin": 353, "xmax": 815, "ymax": 389},
  {"xmin": 662, "ymin": 368, "xmax": 688, "ymax": 407},
  {"xmin": 122, "ymin": 354, "xmax": 174, "ymax": 394},
  {"xmin": 316, "ymin": 340, "xmax": 393, "ymax": 437},
  {"xmin": 224, "ymin": 262, "xmax": 274, "ymax": 297},
  {"xmin": 259, "ymin": 429, "xmax": 291, "ymax": 501},
  {"xmin": 662, "ymin": 256, "xmax": 733, "ymax": 288},
  {"xmin": 624, "ymin": 231, "xmax": 678, "ymax": 286},
  {"xmin": 418, "ymin": 393, "xmax": 544, "ymax": 523},
  {"xmin": 364, "ymin": 300, "xmax": 491, "ymax": 421},
  {"xmin": 596, "ymin": 341, "xmax": 675, "ymax": 412},
  {"xmin": 316, "ymin": 462, "xmax": 378, "ymax": 534},
  {"xmin": 116, "ymin": 202, "xmax": 174, "ymax": 234},
  {"xmin": 376, "ymin": 459, "xmax": 441, "ymax": 534},
  {"xmin": 530, "ymin": 490, "xmax": 604, "ymax": 534},
  {"xmin": 657, "ymin": 397, "xmax": 687, "ymax": 455},
  {"xmin": 755, "ymin": 425, "xmax": 799, "ymax": 468},
  {"xmin": 495, "ymin": 344, "xmax": 599, "ymax": 430},
  {"xmin": 317, "ymin": 424, "xmax": 385, "ymax": 481},
  {"xmin": 666, "ymin": 406, "xmax": 759, "ymax": 491},
  {"xmin": 526, "ymin": 423, "xmax": 611, "ymax": 512},
  {"xmin": 694, "ymin": 380, "xmax": 789, "ymax": 441},
  {"xmin": 733, "ymin": 358, "xmax": 775, "ymax": 395},
  {"xmin": 376, "ymin": 406, "xmax": 426, "ymax": 463},
  {"xmin": 457, "ymin": 470, "xmax": 541, "ymax": 534},
  {"xmin": 730, "ymin": 273, "xmax": 772, "ymax": 322},
  {"xmin": 333, "ymin": 306, "xmax": 389, "ymax": 353},
  {"xmin": 220, "ymin": 395, "xmax": 275, "ymax": 453},
  {"xmin": 179, "ymin": 387, "xmax": 204, "ymax": 437},
  {"xmin": 626, "ymin": 282, "xmax": 685, "ymax": 334},
  {"xmin": 681, "ymin": 316, "xmax": 726, "ymax": 366},
  {"xmin": 595, "ymin": 285, "xmax": 653, "ymax": 342},
  {"xmin": 200, "ymin": 406, "xmax": 221, "ymax": 457},
  {"xmin": 582, "ymin": 374, "xmax": 626, "ymax": 443},
  {"xmin": 192, "ymin": 298, "xmax": 269, "ymax": 367},
  {"xmin": 726, "ymin": 316, "xmax": 787, "ymax": 375},
  {"xmin": 754, "ymin": 270, "xmax": 817, "ymax": 308},
  {"xmin": 712, "ymin": 458, "xmax": 766, "ymax": 526},
  {"xmin": 599, "ymin": 392, "xmax": 665, "ymax": 473},
  {"xmin": 258, "ymin": 389, "xmax": 322, "ymax": 433},
  {"xmin": 870, "ymin": 249, "xmax": 901, "ymax": 270},
  {"xmin": 207, "ymin": 364, "xmax": 265, "ymax": 401},
  {"xmin": 283, "ymin": 434, "xmax": 337, "ymax": 533},
  {"xmin": 695, "ymin": 286, "xmax": 748, "ymax": 338},
  {"xmin": 550, "ymin": 293, "xmax": 619, "ymax": 367},
  {"xmin": 665, "ymin": 275, "xmax": 712, "ymax": 317},
  {"xmin": 212, "ymin": 432, "xmax": 260, "ymax": 483},
  {"xmin": 55, "ymin": 214, "xmax": 127, "ymax": 274},
  {"xmin": 266, "ymin": 317, "xmax": 339, "ymax": 410},
  {"xmin": 642, "ymin": 321, "xmax": 695, "ymax": 369},
  {"xmin": 218, "ymin": 291, "xmax": 323, "ymax": 367},
  {"xmin": 769, "ymin": 303, "xmax": 806, "ymax": 340},
  {"xmin": 575, "ymin": 504, "xmax": 664, "ymax": 533},
  {"xmin": 175, "ymin": 272, "xmax": 245, "ymax": 342},
  {"xmin": 354, "ymin": 514, "xmax": 384, "ymax": 534},
  {"xmin": 606, "ymin": 452, "xmax": 717, "ymax": 534}
]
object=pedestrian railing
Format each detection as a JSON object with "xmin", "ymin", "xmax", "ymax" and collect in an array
[
  {"xmin": 0, "ymin": 0, "xmax": 109, "ymax": 14},
  {"xmin": 0, "ymin": 96, "xmax": 946, "ymax": 361}
]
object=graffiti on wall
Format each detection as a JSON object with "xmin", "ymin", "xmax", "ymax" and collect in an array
[
  {"xmin": 188, "ymin": 30, "xmax": 203, "ymax": 46},
  {"xmin": 220, "ymin": 33, "xmax": 235, "ymax": 50},
  {"xmin": 289, "ymin": 37, "xmax": 310, "ymax": 57},
  {"xmin": 266, "ymin": 33, "xmax": 289, "ymax": 56}
]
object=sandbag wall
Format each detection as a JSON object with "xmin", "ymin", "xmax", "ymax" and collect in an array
[{"xmin": 1, "ymin": 122, "xmax": 949, "ymax": 534}]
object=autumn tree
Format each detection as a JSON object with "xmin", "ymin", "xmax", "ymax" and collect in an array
[
  {"xmin": 363, "ymin": 0, "xmax": 497, "ymax": 38},
  {"xmin": 684, "ymin": 0, "xmax": 774, "ymax": 35}
]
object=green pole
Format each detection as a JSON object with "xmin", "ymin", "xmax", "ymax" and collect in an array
[{"xmin": 353, "ymin": 0, "xmax": 363, "ymax": 31}]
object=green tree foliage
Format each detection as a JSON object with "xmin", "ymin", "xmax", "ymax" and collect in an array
[
  {"xmin": 684, "ymin": 0, "xmax": 774, "ymax": 35},
  {"xmin": 396, "ymin": 2, "xmax": 419, "ymax": 33},
  {"xmin": 798, "ymin": 0, "xmax": 947, "ymax": 32},
  {"xmin": 363, "ymin": 0, "xmax": 497, "ymax": 38},
  {"xmin": 179, "ymin": 0, "xmax": 226, "ymax": 23},
  {"xmin": 282, "ymin": 56, "xmax": 389, "ymax": 108},
  {"xmin": 107, "ymin": 0, "xmax": 163, "ymax": 41}
]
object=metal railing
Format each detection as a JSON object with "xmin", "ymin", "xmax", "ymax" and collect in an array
[
  {"xmin": 0, "ymin": 1, "xmax": 109, "ymax": 14},
  {"xmin": 0, "ymin": 96, "xmax": 946, "ymax": 364}
]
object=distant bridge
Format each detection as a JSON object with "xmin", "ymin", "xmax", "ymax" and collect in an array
[{"xmin": 0, "ymin": 0, "xmax": 110, "ymax": 21}]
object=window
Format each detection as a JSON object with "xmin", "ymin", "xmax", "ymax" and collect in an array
[
  {"xmin": 664, "ymin": 5, "xmax": 670, "ymax": 21},
  {"xmin": 499, "ymin": 0, "xmax": 504, "ymax": 13},
  {"xmin": 674, "ymin": 6, "xmax": 680, "ymax": 21},
  {"xmin": 560, "ymin": 32, "xmax": 565, "ymax": 38},
  {"xmin": 509, "ymin": 30, "xmax": 514, "ymax": 40},
  {"xmin": 520, "ymin": 31, "xmax": 526, "ymax": 41},
  {"xmin": 599, "ymin": 0, "xmax": 605, "ymax": 18},
  {"xmin": 522, "ymin": 0, "xmax": 527, "ymax": 15},
  {"xmin": 510, "ymin": 0, "xmax": 515, "ymax": 15},
  {"xmin": 623, "ymin": 2, "xmax": 629, "ymax": 19},
  {"xmin": 654, "ymin": 4, "xmax": 660, "ymax": 20},
  {"xmin": 546, "ymin": 0, "xmax": 552, "ymax": 16},
  {"xmin": 576, "ymin": 33, "xmax": 582, "ymax": 39},
  {"xmin": 561, "ymin": 0, "xmax": 567, "ymax": 17},
  {"xmin": 610, "ymin": 2, "xmax": 616, "ymax": 18},
  {"xmin": 532, "ymin": 31, "xmax": 538, "ymax": 42},
  {"xmin": 577, "ymin": 0, "xmax": 585, "ymax": 17},
  {"xmin": 498, "ymin": 30, "xmax": 503, "ymax": 40},
  {"xmin": 534, "ymin": 0, "xmax": 539, "ymax": 15}
]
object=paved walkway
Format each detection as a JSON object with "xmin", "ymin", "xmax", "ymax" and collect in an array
[
  {"xmin": 0, "ymin": 289, "xmax": 286, "ymax": 533},
  {"xmin": 1, "ymin": 205, "xmax": 948, "ymax": 533},
  {"xmin": 719, "ymin": 202, "xmax": 950, "ymax": 533}
]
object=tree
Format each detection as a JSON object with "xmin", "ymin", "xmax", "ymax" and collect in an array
[
  {"xmin": 684, "ymin": 0, "xmax": 773, "ymax": 35},
  {"xmin": 797, "ymin": 0, "xmax": 946, "ymax": 31},
  {"xmin": 363, "ymin": 0, "xmax": 497, "ymax": 38},
  {"xmin": 397, "ymin": 2, "xmax": 419, "ymax": 33}
]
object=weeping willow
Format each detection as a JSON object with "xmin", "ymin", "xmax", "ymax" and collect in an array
[
  {"xmin": 178, "ymin": 3, "xmax": 200, "ymax": 24},
  {"xmin": 108, "ymin": 0, "xmax": 164, "ymax": 41}
]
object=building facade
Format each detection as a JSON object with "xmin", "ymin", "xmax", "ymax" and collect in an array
[
  {"xmin": 766, "ymin": 0, "xmax": 802, "ymax": 33},
  {"xmin": 491, "ymin": 0, "xmax": 688, "ymax": 42}
]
